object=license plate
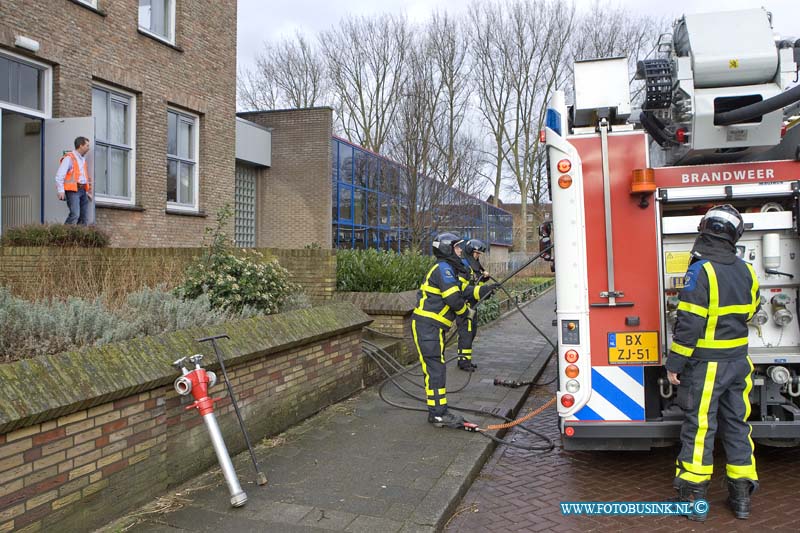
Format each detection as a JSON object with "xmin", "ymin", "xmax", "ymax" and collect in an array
[{"xmin": 608, "ymin": 332, "xmax": 659, "ymax": 365}]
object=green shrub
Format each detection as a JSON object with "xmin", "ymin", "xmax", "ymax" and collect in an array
[
  {"xmin": 0, "ymin": 223, "xmax": 110, "ymax": 247},
  {"xmin": 336, "ymin": 249, "xmax": 436, "ymax": 292},
  {"xmin": 476, "ymin": 296, "xmax": 500, "ymax": 326},
  {"xmin": 0, "ymin": 286, "xmax": 256, "ymax": 362},
  {"xmin": 174, "ymin": 206, "xmax": 301, "ymax": 314}
]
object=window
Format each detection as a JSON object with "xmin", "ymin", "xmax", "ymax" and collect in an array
[
  {"xmin": 75, "ymin": 0, "xmax": 98, "ymax": 7},
  {"xmin": 92, "ymin": 85, "xmax": 135, "ymax": 204},
  {"xmin": 526, "ymin": 214, "xmax": 533, "ymax": 222},
  {"xmin": 0, "ymin": 53, "xmax": 49, "ymax": 115},
  {"xmin": 235, "ymin": 164, "xmax": 257, "ymax": 247},
  {"xmin": 167, "ymin": 109, "xmax": 199, "ymax": 210},
  {"xmin": 139, "ymin": 0, "xmax": 175, "ymax": 43}
]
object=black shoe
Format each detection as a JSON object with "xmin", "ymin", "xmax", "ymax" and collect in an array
[
  {"xmin": 457, "ymin": 358, "xmax": 477, "ymax": 372},
  {"xmin": 673, "ymin": 479, "xmax": 710, "ymax": 522},
  {"xmin": 428, "ymin": 411, "xmax": 467, "ymax": 429},
  {"xmin": 727, "ymin": 477, "xmax": 758, "ymax": 520}
]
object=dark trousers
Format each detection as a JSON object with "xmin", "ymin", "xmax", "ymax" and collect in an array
[
  {"xmin": 65, "ymin": 187, "xmax": 90, "ymax": 225},
  {"xmin": 456, "ymin": 312, "xmax": 477, "ymax": 360},
  {"xmin": 412, "ymin": 318, "xmax": 447, "ymax": 416},
  {"xmin": 675, "ymin": 357, "xmax": 758, "ymax": 483}
]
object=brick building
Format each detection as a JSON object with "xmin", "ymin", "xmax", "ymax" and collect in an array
[{"xmin": 0, "ymin": 0, "xmax": 237, "ymax": 246}]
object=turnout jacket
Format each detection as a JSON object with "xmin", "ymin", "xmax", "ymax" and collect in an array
[
  {"xmin": 414, "ymin": 260, "xmax": 493, "ymax": 328},
  {"xmin": 666, "ymin": 254, "xmax": 760, "ymax": 374}
]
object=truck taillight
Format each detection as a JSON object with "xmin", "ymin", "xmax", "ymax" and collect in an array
[
  {"xmin": 565, "ymin": 427, "xmax": 575, "ymax": 437},
  {"xmin": 540, "ymin": 129, "xmax": 546, "ymax": 143},
  {"xmin": 565, "ymin": 364, "xmax": 579, "ymax": 378},
  {"xmin": 675, "ymin": 128, "xmax": 687, "ymax": 143},
  {"xmin": 561, "ymin": 394, "xmax": 575, "ymax": 408},
  {"xmin": 558, "ymin": 175, "xmax": 572, "ymax": 188},
  {"xmin": 566, "ymin": 379, "xmax": 580, "ymax": 393},
  {"xmin": 565, "ymin": 350, "xmax": 579, "ymax": 363},
  {"xmin": 557, "ymin": 159, "xmax": 572, "ymax": 173}
]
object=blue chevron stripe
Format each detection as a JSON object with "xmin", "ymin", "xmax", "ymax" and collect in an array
[
  {"xmin": 572, "ymin": 404, "xmax": 602, "ymax": 421},
  {"xmin": 591, "ymin": 369, "xmax": 645, "ymax": 420},
  {"xmin": 620, "ymin": 365, "xmax": 644, "ymax": 385}
]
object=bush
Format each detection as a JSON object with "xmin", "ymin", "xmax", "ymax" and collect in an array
[
  {"xmin": 476, "ymin": 296, "xmax": 500, "ymax": 326},
  {"xmin": 174, "ymin": 206, "xmax": 301, "ymax": 314},
  {"xmin": 337, "ymin": 249, "xmax": 436, "ymax": 292},
  {"xmin": 0, "ymin": 286, "xmax": 255, "ymax": 362},
  {"xmin": 0, "ymin": 224, "xmax": 110, "ymax": 247}
]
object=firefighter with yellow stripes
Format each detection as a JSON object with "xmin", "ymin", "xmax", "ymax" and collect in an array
[
  {"xmin": 665, "ymin": 205, "xmax": 760, "ymax": 521},
  {"xmin": 456, "ymin": 239, "xmax": 491, "ymax": 372},
  {"xmin": 413, "ymin": 233, "xmax": 497, "ymax": 428}
]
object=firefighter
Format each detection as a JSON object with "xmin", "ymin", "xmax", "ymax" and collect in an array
[
  {"xmin": 413, "ymin": 233, "xmax": 498, "ymax": 428},
  {"xmin": 665, "ymin": 204, "xmax": 760, "ymax": 521},
  {"xmin": 456, "ymin": 239, "xmax": 491, "ymax": 372}
]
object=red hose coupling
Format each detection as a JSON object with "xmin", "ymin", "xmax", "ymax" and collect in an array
[{"xmin": 184, "ymin": 368, "xmax": 218, "ymax": 416}]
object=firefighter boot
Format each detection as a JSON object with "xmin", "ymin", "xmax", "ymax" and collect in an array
[
  {"xmin": 726, "ymin": 477, "xmax": 758, "ymax": 520},
  {"xmin": 428, "ymin": 410, "xmax": 467, "ymax": 429},
  {"xmin": 672, "ymin": 479, "xmax": 709, "ymax": 522},
  {"xmin": 457, "ymin": 358, "xmax": 477, "ymax": 372}
]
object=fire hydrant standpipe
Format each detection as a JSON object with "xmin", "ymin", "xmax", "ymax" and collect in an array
[
  {"xmin": 173, "ymin": 355, "xmax": 248, "ymax": 508},
  {"xmin": 199, "ymin": 334, "xmax": 268, "ymax": 486}
]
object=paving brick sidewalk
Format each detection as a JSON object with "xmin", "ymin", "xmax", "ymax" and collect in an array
[
  {"xmin": 447, "ymin": 356, "xmax": 800, "ymax": 532},
  {"xmin": 100, "ymin": 290, "xmax": 557, "ymax": 533}
]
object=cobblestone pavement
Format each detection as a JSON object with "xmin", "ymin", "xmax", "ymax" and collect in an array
[{"xmin": 446, "ymin": 362, "xmax": 800, "ymax": 533}]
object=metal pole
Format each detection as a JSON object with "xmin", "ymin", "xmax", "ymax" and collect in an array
[
  {"xmin": 199, "ymin": 334, "xmax": 268, "ymax": 486},
  {"xmin": 599, "ymin": 119, "xmax": 618, "ymax": 306},
  {"xmin": 203, "ymin": 412, "xmax": 248, "ymax": 507}
]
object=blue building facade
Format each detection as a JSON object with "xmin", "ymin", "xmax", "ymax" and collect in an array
[{"xmin": 331, "ymin": 137, "xmax": 513, "ymax": 251}]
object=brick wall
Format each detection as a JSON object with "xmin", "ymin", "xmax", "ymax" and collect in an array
[
  {"xmin": 0, "ymin": 246, "xmax": 336, "ymax": 303},
  {"xmin": 237, "ymin": 108, "xmax": 333, "ymax": 249},
  {"xmin": 0, "ymin": 0, "xmax": 237, "ymax": 247},
  {"xmin": 0, "ymin": 303, "xmax": 371, "ymax": 532}
]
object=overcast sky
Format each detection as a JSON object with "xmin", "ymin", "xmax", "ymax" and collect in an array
[{"xmin": 237, "ymin": 0, "xmax": 799, "ymax": 74}]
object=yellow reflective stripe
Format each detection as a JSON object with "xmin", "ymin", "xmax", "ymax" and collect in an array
[
  {"xmin": 680, "ymin": 461, "xmax": 713, "ymax": 475},
  {"xmin": 439, "ymin": 305, "xmax": 450, "ymax": 317},
  {"xmin": 726, "ymin": 463, "xmax": 758, "ymax": 480},
  {"xmin": 438, "ymin": 388, "xmax": 446, "ymax": 395},
  {"xmin": 413, "ymin": 309, "xmax": 452, "ymax": 327},
  {"xmin": 412, "ymin": 320, "xmax": 431, "ymax": 395},
  {"xmin": 416, "ymin": 265, "xmax": 439, "ymax": 315},
  {"xmin": 671, "ymin": 342, "xmax": 694, "ymax": 357},
  {"xmin": 461, "ymin": 349, "xmax": 472, "ymax": 354},
  {"xmin": 427, "ymin": 399, "xmax": 436, "ymax": 406},
  {"xmin": 467, "ymin": 319, "xmax": 472, "ymax": 332},
  {"xmin": 454, "ymin": 303, "xmax": 468, "ymax": 315},
  {"xmin": 440, "ymin": 398, "xmax": 447, "ymax": 405},
  {"xmin": 741, "ymin": 356, "xmax": 758, "ymax": 480},
  {"xmin": 746, "ymin": 263, "xmax": 759, "ymax": 319},
  {"xmin": 473, "ymin": 285, "xmax": 482, "ymax": 301},
  {"xmin": 439, "ymin": 329, "xmax": 445, "ymax": 364},
  {"xmin": 442, "ymin": 286, "xmax": 460, "ymax": 298},
  {"xmin": 420, "ymin": 284, "xmax": 442, "ymax": 295},
  {"xmin": 703, "ymin": 262, "xmax": 719, "ymax": 342},
  {"xmin": 677, "ymin": 470, "xmax": 711, "ymax": 483},
  {"xmin": 677, "ymin": 301, "xmax": 708, "ymax": 318},
  {"xmin": 718, "ymin": 304, "xmax": 752, "ymax": 315},
  {"xmin": 692, "ymin": 362, "xmax": 718, "ymax": 469},
  {"xmin": 696, "ymin": 337, "xmax": 749, "ymax": 349}
]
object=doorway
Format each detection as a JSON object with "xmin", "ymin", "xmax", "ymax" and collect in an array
[{"xmin": 1, "ymin": 110, "xmax": 42, "ymax": 232}]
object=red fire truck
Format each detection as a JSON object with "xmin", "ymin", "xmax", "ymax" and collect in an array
[{"xmin": 545, "ymin": 8, "xmax": 800, "ymax": 450}]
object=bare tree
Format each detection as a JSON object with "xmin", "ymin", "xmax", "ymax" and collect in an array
[
  {"xmin": 320, "ymin": 14, "xmax": 411, "ymax": 153},
  {"xmin": 237, "ymin": 31, "xmax": 327, "ymax": 110},
  {"xmin": 501, "ymin": 0, "xmax": 573, "ymax": 252},
  {"xmin": 470, "ymin": 2, "xmax": 513, "ymax": 207}
]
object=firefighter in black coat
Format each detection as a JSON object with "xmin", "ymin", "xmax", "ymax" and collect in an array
[
  {"xmin": 413, "ymin": 233, "xmax": 497, "ymax": 428},
  {"xmin": 456, "ymin": 239, "xmax": 491, "ymax": 371},
  {"xmin": 666, "ymin": 205, "xmax": 760, "ymax": 521}
]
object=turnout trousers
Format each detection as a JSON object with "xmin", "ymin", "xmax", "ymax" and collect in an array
[
  {"xmin": 412, "ymin": 318, "xmax": 448, "ymax": 416},
  {"xmin": 675, "ymin": 356, "xmax": 758, "ymax": 484},
  {"xmin": 456, "ymin": 311, "xmax": 477, "ymax": 361}
]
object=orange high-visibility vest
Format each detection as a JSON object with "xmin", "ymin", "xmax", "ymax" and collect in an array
[{"xmin": 61, "ymin": 152, "xmax": 91, "ymax": 192}]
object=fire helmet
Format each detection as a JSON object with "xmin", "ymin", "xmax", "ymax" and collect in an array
[
  {"xmin": 464, "ymin": 239, "xmax": 487, "ymax": 255},
  {"xmin": 432, "ymin": 232, "xmax": 462, "ymax": 260},
  {"xmin": 697, "ymin": 204, "xmax": 744, "ymax": 244}
]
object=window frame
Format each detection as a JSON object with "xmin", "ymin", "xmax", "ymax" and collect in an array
[
  {"xmin": 92, "ymin": 82, "xmax": 136, "ymax": 206},
  {"xmin": 0, "ymin": 49, "xmax": 51, "ymax": 119},
  {"xmin": 138, "ymin": 0, "xmax": 176, "ymax": 45},
  {"xmin": 74, "ymin": 0, "xmax": 98, "ymax": 8},
  {"xmin": 166, "ymin": 107, "xmax": 200, "ymax": 212}
]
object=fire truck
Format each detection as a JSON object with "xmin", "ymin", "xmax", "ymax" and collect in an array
[{"xmin": 545, "ymin": 8, "xmax": 800, "ymax": 450}]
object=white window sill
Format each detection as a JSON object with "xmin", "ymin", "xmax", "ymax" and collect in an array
[{"xmin": 137, "ymin": 28, "xmax": 182, "ymax": 52}]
